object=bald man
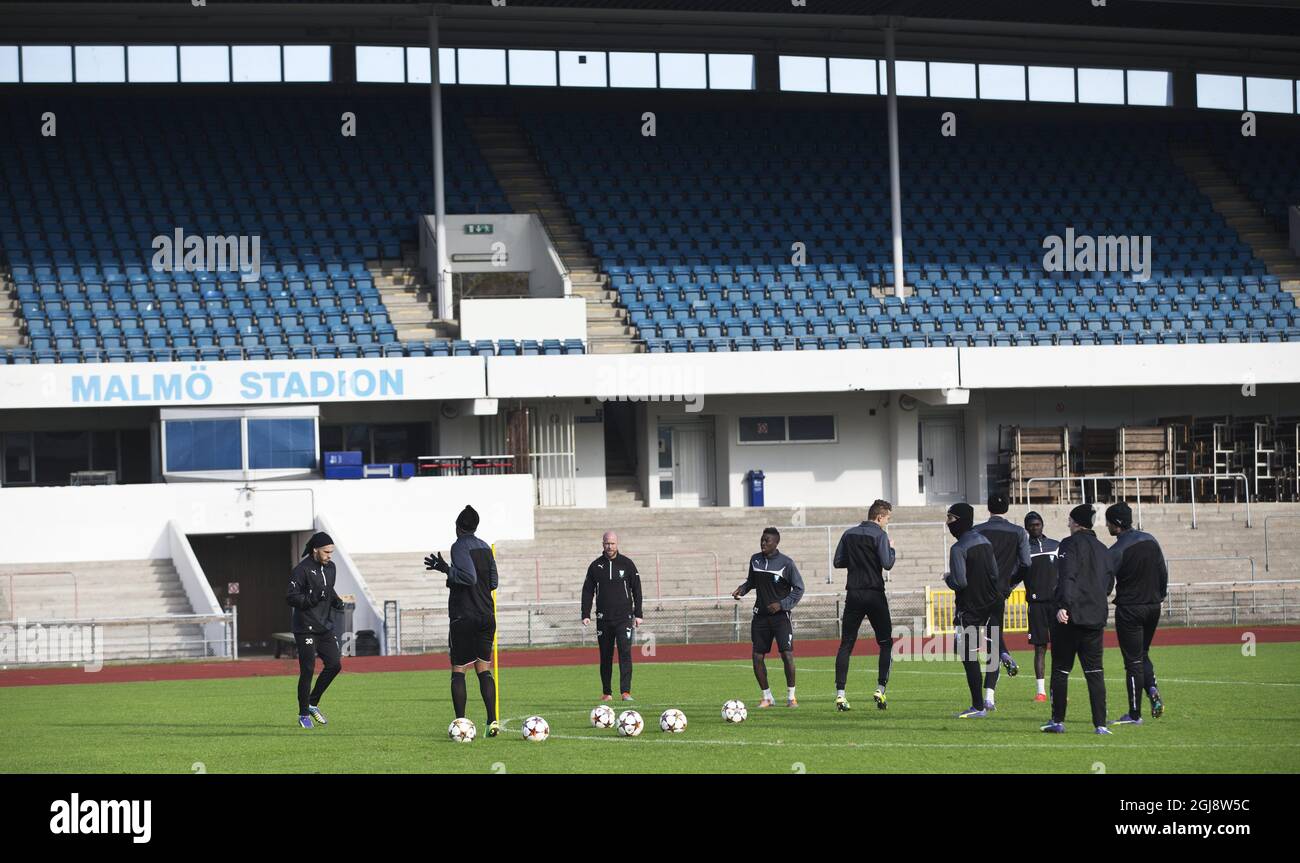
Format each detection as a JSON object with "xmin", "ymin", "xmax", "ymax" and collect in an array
[{"xmin": 581, "ymin": 532, "xmax": 644, "ymax": 701}]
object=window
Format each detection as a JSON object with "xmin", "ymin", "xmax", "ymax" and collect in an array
[
  {"xmin": 319, "ymin": 423, "xmax": 428, "ymax": 464},
  {"xmin": 1028, "ymin": 66, "xmax": 1075, "ymax": 103},
  {"xmin": 3, "ymin": 431, "xmax": 33, "ymax": 484},
  {"xmin": 180, "ymin": 45, "xmax": 230, "ymax": 83},
  {"xmin": 283, "ymin": 45, "xmax": 329, "ymax": 82},
  {"xmin": 978, "ymin": 64, "xmax": 1026, "ymax": 101},
  {"xmin": 884, "ymin": 60, "xmax": 928, "ymax": 97},
  {"xmin": 248, "ymin": 419, "xmax": 316, "ymax": 469},
  {"xmin": 508, "ymin": 50, "xmax": 557, "ymax": 86},
  {"xmin": 75, "ymin": 46, "xmax": 125, "ymax": 83},
  {"xmin": 0, "ymin": 46, "xmax": 17, "ymax": 83},
  {"xmin": 1246, "ymin": 76, "xmax": 1294, "ymax": 114},
  {"xmin": 1077, "ymin": 67, "xmax": 1124, "ymax": 105},
  {"xmin": 164, "ymin": 420, "xmax": 242, "ymax": 472},
  {"xmin": 608, "ymin": 52, "xmax": 656, "ymax": 88},
  {"xmin": 1126, "ymin": 69, "xmax": 1171, "ymax": 106},
  {"xmin": 1196, "ymin": 73, "xmax": 1243, "ymax": 110},
  {"xmin": 829, "ymin": 57, "xmax": 875, "ymax": 95},
  {"xmin": 740, "ymin": 415, "xmax": 835, "ymax": 444},
  {"xmin": 22, "ymin": 45, "xmax": 73, "ymax": 83},
  {"xmin": 356, "ymin": 46, "xmax": 405, "ymax": 83},
  {"xmin": 929, "ymin": 62, "xmax": 976, "ymax": 99},
  {"xmin": 708, "ymin": 54, "xmax": 754, "ymax": 90},
  {"xmin": 659, "ymin": 52, "xmax": 707, "ymax": 89},
  {"xmin": 788, "ymin": 415, "xmax": 836, "ymax": 442},
  {"xmin": 560, "ymin": 51, "xmax": 606, "ymax": 87},
  {"xmin": 458, "ymin": 48, "xmax": 507, "ymax": 85},
  {"xmin": 232, "ymin": 45, "xmax": 281, "ymax": 82},
  {"xmin": 127, "ymin": 45, "xmax": 178, "ymax": 83},
  {"xmin": 779, "ymin": 56, "xmax": 827, "ymax": 93}
]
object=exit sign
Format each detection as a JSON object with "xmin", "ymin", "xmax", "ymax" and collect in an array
[{"xmin": 464, "ymin": 223, "xmax": 494, "ymax": 235}]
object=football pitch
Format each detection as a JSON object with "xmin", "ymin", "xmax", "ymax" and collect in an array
[{"xmin": 3, "ymin": 642, "xmax": 1299, "ymax": 774}]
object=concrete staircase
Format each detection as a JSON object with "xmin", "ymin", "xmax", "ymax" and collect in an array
[
  {"xmin": 1171, "ymin": 141, "xmax": 1300, "ymax": 301},
  {"xmin": 0, "ymin": 560, "xmax": 206, "ymax": 661},
  {"xmin": 605, "ymin": 474, "xmax": 645, "ymax": 508},
  {"xmin": 370, "ymin": 246, "xmax": 459, "ymax": 343},
  {"xmin": 0, "ymin": 271, "xmax": 27, "ymax": 349},
  {"xmin": 466, "ymin": 115, "xmax": 642, "ymax": 354}
]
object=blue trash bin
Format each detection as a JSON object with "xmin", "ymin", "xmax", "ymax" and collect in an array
[{"xmin": 745, "ymin": 470, "xmax": 765, "ymax": 506}]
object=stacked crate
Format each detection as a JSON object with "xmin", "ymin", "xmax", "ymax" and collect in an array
[
  {"xmin": 1116, "ymin": 426, "xmax": 1173, "ymax": 502},
  {"xmin": 1077, "ymin": 427, "xmax": 1117, "ymax": 501},
  {"xmin": 1008, "ymin": 426, "xmax": 1070, "ymax": 504}
]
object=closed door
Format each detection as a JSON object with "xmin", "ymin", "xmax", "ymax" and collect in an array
[
  {"xmin": 920, "ymin": 417, "xmax": 964, "ymax": 504},
  {"xmin": 671, "ymin": 425, "xmax": 716, "ymax": 507}
]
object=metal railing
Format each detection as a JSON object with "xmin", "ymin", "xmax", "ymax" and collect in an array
[
  {"xmin": 5, "ymin": 571, "xmax": 79, "ymax": 618},
  {"xmin": 1026, "ymin": 472, "xmax": 1252, "ymax": 529},
  {"xmin": 0, "ymin": 610, "xmax": 238, "ymax": 665},
  {"xmin": 1263, "ymin": 514, "xmax": 1300, "ymax": 572}
]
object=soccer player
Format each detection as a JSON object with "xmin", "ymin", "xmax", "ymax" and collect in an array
[
  {"xmin": 1105, "ymin": 502, "xmax": 1168, "ymax": 725},
  {"xmin": 425, "ymin": 505, "xmax": 501, "ymax": 737},
  {"xmin": 1042, "ymin": 504, "xmax": 1116, "ymax": 735},
  {"xmin": 1020, "ymin": 512, "xmax": 1059, "ymax": 703},
  {"xmin": 285, "ymin": 531, "xmax": 346, "ymax": 729},
  {"xmin": 972, "ymin": 492, "xmax": 1031, "ymax": 711},
  {"xmin": 944, "ymin": 503, "xmax": 1001, "ymax": 719},
  {"xmin": 581, "ymin": 530, "xmax": 644, "ymax": 702},
  {"xmin": 832, "ymin": 499, "xmax": 896, "ymax": 711},
  {"xmin": 732, "ymin": 527, "xmax": 805, "ymax": 708}
]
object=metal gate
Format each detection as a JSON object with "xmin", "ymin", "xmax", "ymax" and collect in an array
[{"xmin": 482, "ymin": 402, "xmax": 576, "ymax": 507}]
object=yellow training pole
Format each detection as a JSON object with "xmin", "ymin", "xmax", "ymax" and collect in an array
[{"xmin": 491, "ymin": 544, "xmax": 499, "ymax": 721}]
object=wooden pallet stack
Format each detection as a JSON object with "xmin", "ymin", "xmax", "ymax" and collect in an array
[
  {"xmin": 1116, "ymin": 426, "xmax": 1173, "ymax": 502},
  {"xmin": 1008, "ymin": 426, "xmax": 1070, "ymax": 504},
  {"xmin": 1075, "ymin": 427, "xmax": 1117, "ymax": 501}
]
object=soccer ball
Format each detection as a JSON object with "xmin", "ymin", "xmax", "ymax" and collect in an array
[
  {"xmin": 616, "ymin": 709, "xmax": 644, "ymax": 737},
  {"xmin": 659, "ymin": 708, "xmax": 688, "ymax": 733},
  {"xmin": 721, "ymin": 700, "xmax": 747, "ymax": 723},
  {"xmin": 448, "ymin": 717, "xmax": 476, "ymax": 743},
  {"xmin": 590, "ymin": 705, "xmax": 616, "ymax": 728},
  {"xmin": 521, "ymin": 715, "xmax": 550, "ymax": 743}
]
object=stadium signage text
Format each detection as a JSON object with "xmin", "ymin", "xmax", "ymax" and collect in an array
[{"xmin": 68, "ymin": 366, "xmax": 404, "ymax": 404}]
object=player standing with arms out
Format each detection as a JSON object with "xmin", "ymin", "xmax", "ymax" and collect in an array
[
  {"xmin": 832, "ymin": 499, "xmax": 896, "ymax": 711},
  {"xmin": 424, "ymin": 505, "xmax": 501, "ymax": 737},
  {"xmin": 732, "ymin": 528, "xmax": 805, "ymax": 708},
  {"xmin": 581, "ymin": 530, "xmax": 644, "ymax": 702},
  {"xmin": 972, "ymin": 492, "xmax": 1031, "ymax": 711},
  {"xmin": 286, "ymin": 532, "xmax": 347, "ymax": 729},
  {"xmin": 944, "ymin": 504, "xmax": 1001, "ymax": 719},
  {"xmin": 1020, "ymin": 512, "xmax": 1059, "ymax": 703},
  {"xmin": 1042, "ymin": 504, "xmax": 1115, "ymax": 735},
  {"xmin": 1105, "ymin": 502, "xmax": 1168, "ymax": 725}
]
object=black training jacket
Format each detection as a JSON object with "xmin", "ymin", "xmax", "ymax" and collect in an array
[
  {"xmin": 945, "ymin": 530, "xmax": 1000, "ymax": 615},
  {"xmin": 286, "ymin": 556, "xmax": 346, "ymax": 634},
  {"xmin": 834, "ymin": 521, "xmax": 896, "ymax": 591},
  {"xmin": 446, "ymin": 533, "xmax": 498, "ymax": 619},
  {"xmin": 580, "ymin": 553, "xmax": 643, "ymax": 623},
  {"xmin": 1108, "ymin": 529, "xmax": 1169, "ymax": 606},
  {"xmin": 1054, "ymin": 529, "xmax": 1115, "ymax": 629},
  {"xmin": 1019, "ymin": 536, "xmax": 1060, "ymax": 604},
  {"xmin": 973, "ymin": 516, "xmax": 1032, "ymax": 598}
]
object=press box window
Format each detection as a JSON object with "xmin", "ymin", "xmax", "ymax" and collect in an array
[
  {"xmin": 164, "ymin": 420, "xmax": 242, "ymax": 471},
  {"xmin": 248, "ymin": 419, "xmax": 316, "ymax": 469},
  {"xmin": 739, "ymin": 415, "xmax": 835, "ymax": 444}
]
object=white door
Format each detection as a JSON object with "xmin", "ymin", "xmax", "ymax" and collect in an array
[
  {"xmin": 671, "ymin": 424, "xmax": 716, "ymax": 507},
  {"xmin": 920, "ymin": 417, "xmax": 965, "ymax": 504}
]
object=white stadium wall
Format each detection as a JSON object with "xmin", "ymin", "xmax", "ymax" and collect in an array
[
  {"xmin": 459, "ymin": 298, "xmax": 586, "ymax": 343},
  {"xmin": 0, "ymin": 475, "xmax": 536, "ymax": 565}
]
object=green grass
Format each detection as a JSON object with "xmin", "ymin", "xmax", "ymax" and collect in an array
[{"xmin": 3, "ymin": 643, "xmax": 1299, "ymax": 773}]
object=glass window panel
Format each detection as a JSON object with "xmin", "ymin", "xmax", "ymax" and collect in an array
[
  {"xmin": 458, "ymin": 48, "xmax": 507, "ymax": 85},
  {"xmin": 0, "ymin": 46, "xmax": 18, "ymax": 83},
  {"xmin": 780, "ymin": 55, "xmax": 826, "ymax": 93},
  {"xmin": 74, "ymin": 46, "xmax": 125, "ymax": 83},
  {"xmin": 829, "ymin": 57, "xmax": 875, "ymax": 95},
  {"xmin": 1028, "ymin": 65, "xmax": 1075, "ymax": 103},
  {"xmin": 659, "ymin": 52, "xmax": 706, "ymax": 89},
  {"xmin": 739, "ymin": 416, "xmax": 787, "ymax": 444},
  {"xmin": 356, "ymin": 46, "xmax": 405, "ymax": 83},
  {"xmin": 894, "ymin": 60, "xmax": 928, "ymax": 97},
  {"xmin": 608, "ymin": 52, "xmax": 656, "ymax": 88},
  {"xmin": 248, "ymin": 419, "xmax": 316, "ymax": 469},
  {"xmin": 788, "ymin": 415, "xmax": 836, "ymax": 442},
  {"xmin": 559, "ymin": 50, "xmax": 606, "ymax": 87},
  {"xmin": 708, "ymin": 53, "xmax": 753, "ymax": 90},
  {"xmin": 929, "ymin": 62, "xmax": 976, "ymax": 99},
  {"xmin": 180, "ymin": 45, "xmax": 230, "ymax": 83},
  {"xmin": 508, "ymin": 49, "xmax": 557, "ymax": 86},
  {"xmin": 1196, "ymin": 73, "xmax": 1242, "ymax": 110},
  {"xmin": 127, "ymin": 45, "xmax": 178, "ymax": 83},
  {"xmin": 1078, "ymin": 67, "xmax": 1124, "ymax": 104},
  {"xmin": 165, "ymin": 419, "xmax": 242, "ymax": 472},
  {"xmin": 1246, "ymin": 76, "xmax": 1293, "ymax": 114},
  {"xmin": 3, "ymin": 431, "xmax": 33, "ymax": 484},
  {"xmin": 22, "ymin": 45, "xmax": 73, "ymax": 83},
  {"xmin": 34, "ymin": 430, "xmax": 89, "ymax": 485},
  {"xmin": 405, "ymin": 47, "xmax": 431, "ymax": 84},
  {"xmin": 979, "ymin": 64, "xmax": 1026, "ymax": 100},
  {"xmin": 232, "ymin": 45, "xmax": 280, "ymax": 82},
  {"xmin": 1127, "ymin": 69, "xmax": 1171, "ymax": 106},
  {"xmin": 284, "ymin": 45, "xmax": 329, "ymax": 82}
]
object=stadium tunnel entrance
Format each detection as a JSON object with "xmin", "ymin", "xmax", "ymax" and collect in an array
[{"xmin": 188, "ymin": 532, "xmax": 299, "ymax": 656}]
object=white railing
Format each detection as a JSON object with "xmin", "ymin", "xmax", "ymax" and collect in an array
[
  {"xmin": 0, "ymin": 610, "xmax": 238, "ymax": 666},
  {"xmin": 1026, "ymin": 472, "xmax": 1252, "ymax": 528}
]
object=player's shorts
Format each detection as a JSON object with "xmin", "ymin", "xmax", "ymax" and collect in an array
[
  {"xmin": 751, "ymin": 610, "xmax": 794, "ymax": 654},
  {"xmin": 1027, "ymin": 602, "xmax": 1055, "ymax": 646},
  {"xmin": 449, "ymin": 614, "xmax": 496, "ymax": 666}
]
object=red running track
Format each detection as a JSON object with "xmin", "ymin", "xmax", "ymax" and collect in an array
[{"xmin": 1, "ymin": 625, "xmax": 1294, "ymax": 688}]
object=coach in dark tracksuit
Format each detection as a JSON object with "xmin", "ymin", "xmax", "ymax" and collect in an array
[
  {"xmin": 972, "ymin": 493, "xmax": 1032, "ymax": 708},
  {"xmin": 1019, "ymin": 512, "xmax": 1060, "ymax": 702},
  {"xmin": 944, "ymin": 503, "xmax": 1001, "ymax": 717},
  {"xmin": 832, "ymin": 499, "xmax": 896, "ymax": 710},
  {"xmin": 286, "ymin": 531, "xmax": 346, "ymax": 728},
  {"xmin": 1106, "ymin": 502, "xmax": 1168, "ymax": 724},
  {"xmin": 425, "ymin": 505, "xmax": 500, "ymax": 734},
  {"xmin": 581, "ymin": 531, "xmax": 644, "ymax": 701},
  {"xmin": 1044, "ymin": 504, "xmax": 1115, "ymax": 734}
]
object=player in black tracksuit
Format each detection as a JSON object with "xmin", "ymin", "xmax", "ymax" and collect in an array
[
  {"xmin": 1043, "ymin": 504, "xmax": 1115, "ymax": 734},
  {"xmin": 1105, "ymin": 502, "xmax": 1168, "ymax": 724},
  {"xmin": 581, "ymin": 531, "xmax": 644, "ymax": 700},
  {"xmin": 285, "ymin": 531, "xmax": 346, "ymax": 729},
  {"xmin": 1018, "ymin": 512, "xmax": 1059, "ymax": 702},
  {"xmin": 733, "ymin": 527, "xmax": 805, "ymax": 707},
  {"xmin": 944, "ymin": 503, "xmax": 1002, "ymax": 717},
  {"xmin": 832, "ymin": 499, "xmax": 896, "ymax": 711},
  {"xmin": 425, "ymin": 505, "xmax": 500, "ymax": 736},
  {"xmin": 972, "ymin": 493, "xmax": 1031, "ymax": 709}
]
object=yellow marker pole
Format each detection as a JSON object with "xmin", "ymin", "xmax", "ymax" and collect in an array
[{"xmin": 491, "ymin": 544, "xmax": 499, "ymax": 722}]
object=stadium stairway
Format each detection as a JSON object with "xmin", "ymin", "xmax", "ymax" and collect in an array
[
  {"xmin": 0, "ymin": 271, "xmax": 25, "ymax": 349},
  {"xmin": 0, "ymin": 559, "xmax": 207, "ymax": 661},
  {"xmin": 466, "ymin": 115, "xmax": 641, "ymax": 354},
  {"xmin": 1171, "ymin": 141, "xmax": 1300, "ymax": 302},
  {"xmin": 354, "ymin": 502, "xmax": 1300, "ymax": 614},
  {"xmin": 372, "ymin": 244, "xmax": 459, "ymax": 343}
]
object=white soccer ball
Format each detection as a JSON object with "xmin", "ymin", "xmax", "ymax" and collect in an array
[
  {"xmin": 659, "ymin": 708, "xmax": 688, "ymax": 733},
  {"xmin": 590, "ymin": 705, "xmax": 616, "ymax": 728},
  {"xmin": 617, "ymin": 709, "xmax": 644, "ymax": 737},
  {"xmin": 521, "ymin": 715, "xmax": 550, "ymax": 743},
  {"xmin": 448, "ymin": 717, "xmax": 476, "ymax": 743},
  {"xmin": 722, "ymin": 699, "xmax": 748, "ymax": 724}
]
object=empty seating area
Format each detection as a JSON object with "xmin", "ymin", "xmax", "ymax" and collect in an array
[
  {"xmin": 0, "ymin": 94, "xmax": 587, "ymax": 363},
  {"xmin": 524, "ymin": 109, "xmax": 1300, "ymax": 351},
  {"xmin": 1211, "ymin": 128, "xmax": 1300, "ymax": 236}
]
